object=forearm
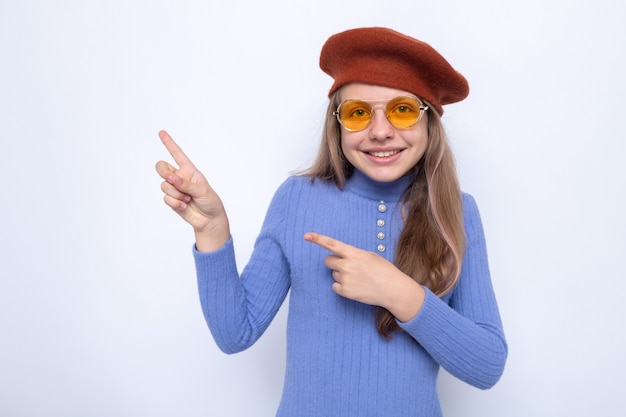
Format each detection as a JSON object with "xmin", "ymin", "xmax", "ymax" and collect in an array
[
  {"xmin": 194, "ymin": 236, "xmax": 290, "ymax": 354},
  {"xmin": 400, "ymin": 288, "xmax": 507, "ymax": 389}
]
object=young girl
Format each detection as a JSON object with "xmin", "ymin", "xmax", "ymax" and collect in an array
[{"xmin": 156, "ymin": 27, "xmax": 507, "ymax": 417}]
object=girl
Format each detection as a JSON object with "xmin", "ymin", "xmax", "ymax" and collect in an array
[{"xmin": 156, "ymin": 27, "xmax": 507, "ymax": 417}]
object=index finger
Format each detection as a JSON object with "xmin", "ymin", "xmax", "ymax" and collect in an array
[
  {"xmin": 158, "ymin": 130, "xmax": 195, "ymax": 167},
  {"xmin": 303, "ymin": 232, "xmax": 355, "ymax": 257}
]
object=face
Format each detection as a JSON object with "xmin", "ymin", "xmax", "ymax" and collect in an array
[{"xmin": 338, "ymin": 83, "xmax": 429, "ymax": 183}]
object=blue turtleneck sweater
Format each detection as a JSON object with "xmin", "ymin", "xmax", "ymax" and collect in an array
[{"xmin": 193, "ymin": 170, "xmax": 507, "ymax": 417}]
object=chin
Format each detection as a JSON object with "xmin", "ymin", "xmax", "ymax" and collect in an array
[{"xmin": 367, "ymin": 171, "xmax": 405, "ymax": 183}]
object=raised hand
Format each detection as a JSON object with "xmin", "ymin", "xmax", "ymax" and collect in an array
[
  {"xmin": 155, "ymin": 130, "xmax": 230, "ymax": 252},
  {"xmin": 304, "ymin": 232, "xmax": 425, "ymax": 322}
]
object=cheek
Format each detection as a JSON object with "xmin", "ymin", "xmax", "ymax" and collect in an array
[
  {"xmin": 339, "ymin": 132, "xmax": 357, "ymax": 154},
  {"xmin": 419, "ymin": 135, "xmax": 429, "ymax": 154},
  {"xmin": 413, "ymin": 126, "xmax": 429, "ymax": 151},
  {"xmin": 404, "ymin": 129, "xmax": 429, "ymax": 161},
  {"xmin": 339, "ymin": 133, "xmax": 362, "ymax": 166}
]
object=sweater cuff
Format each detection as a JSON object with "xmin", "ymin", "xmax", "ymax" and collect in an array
[
  {"xmin": 192, "ymin": 236, "xmax": 236, "ymax": 272},
  {"xmin": 397, "ymin": 286, "xmax": 443, "ymax": 336}
]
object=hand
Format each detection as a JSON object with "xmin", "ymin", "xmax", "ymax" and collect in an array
[
  {"xmin": 155, "ymin": 130, "xmax": 230, "ymax": 251},
  {"xmin": 304, "ymin": 232, "xmax": 425, "ymax": 322}
]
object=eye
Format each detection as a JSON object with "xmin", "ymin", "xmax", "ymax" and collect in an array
[
  {"xmin": 385, "ymin": 96, "xmax": 424, "ymax": 128},
  {"xmin": 389, "ymin": 101, "xmax": 417, "ymax": 115},
  {"xmin": 351, "ymin": 108, "xmax": 370, "ymax": 118},
  {"xmin": 396, "ymin": 105, "xmax": 412, "ymax": 113},
  {"xmin": 339, "ymin": 100, "xmax": 371, "ymax": 120}
]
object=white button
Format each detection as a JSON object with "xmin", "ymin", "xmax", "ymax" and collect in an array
[
  {"xmin": 377, "ymin": 244, "xmax": 386, "ymax": 252},
  {"xmin": 377, "ymin": 219, "xmax": 385, "ymax": 227},
  {"xmin": 377, "ymin": 232, "xmax": 385, "ymax": 240},
  {"xmin": 378, "ymin": 203, "xmax": 387, "ymax": 213}
]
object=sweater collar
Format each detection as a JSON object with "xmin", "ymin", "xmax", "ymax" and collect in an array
[{"xmin": 343, "ymin": 169, "xmax": 412, "ymax": 202}]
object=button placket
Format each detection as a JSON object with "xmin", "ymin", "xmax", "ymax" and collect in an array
[{"xmin": 376, "ymin": 201, "xmax": 387, "ymax": 253}]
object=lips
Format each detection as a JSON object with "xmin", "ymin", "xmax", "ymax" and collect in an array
[{"xmin": 367, "ymin": 149, "xmax": 402, "ymax": 157}]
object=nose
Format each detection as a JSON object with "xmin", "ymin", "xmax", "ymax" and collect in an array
[{"xmin": 368, "ymin": 108, "xmax": 394, "ymax": 141}]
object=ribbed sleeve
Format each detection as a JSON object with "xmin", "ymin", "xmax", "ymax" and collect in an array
[
  {"xmin": 398, "ymin": 194, "xmax": 507, "ymax": 389},
  {"xmin": 193, "ymin": 181, "xmax": 292, "ymax": 354}
]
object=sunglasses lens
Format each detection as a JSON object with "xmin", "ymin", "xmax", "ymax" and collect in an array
[
  {"xmin": 336, "ymin": 96, "xmax": 426, "ymax": 131},
  {"xmin": 386, "ymin": 96, "xmax": 422, "ymax": 128},
  {"xmin": 337, "ymin": 100, "xmax": 372, "ymax": 131}
]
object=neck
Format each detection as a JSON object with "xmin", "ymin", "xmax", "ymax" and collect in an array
[{"xmin": 343, "ymin": 169, "xmax": 412, "ymax": 202}]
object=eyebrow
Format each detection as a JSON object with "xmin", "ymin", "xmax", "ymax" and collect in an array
[{"xmin": 341, "ymin": 95, "xmax": 420, "ymax": 103}]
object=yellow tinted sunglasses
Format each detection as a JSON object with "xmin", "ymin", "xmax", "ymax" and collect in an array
[{"xmin": 334, "ymin": 95, "xmax": 429, "ymax": 131}]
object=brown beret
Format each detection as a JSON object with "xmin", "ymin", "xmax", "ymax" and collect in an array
[{"xmin": 319, "ymin": 27, "xmax": 469, "ymax": 115}]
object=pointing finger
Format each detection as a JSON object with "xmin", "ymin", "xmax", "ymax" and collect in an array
[
  {"xmin": 303, "ymin": 232, "xmax": 355, "ymax": 257},
  {"xmin": 158, "ymin": 130, "xmax": 195, "ymax": 168}
]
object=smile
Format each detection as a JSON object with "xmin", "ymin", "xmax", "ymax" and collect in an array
[{"xmin": 368, "ymin": 150, "xmax": 401, "ymax": 157}]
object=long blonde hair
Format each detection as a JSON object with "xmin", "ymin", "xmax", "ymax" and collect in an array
[{"xmin": 304, "ymin": 90, "xmax": 466, "ymax": 339}]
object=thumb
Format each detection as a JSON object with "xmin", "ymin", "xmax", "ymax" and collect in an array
[
  {"xmin": 155, "ymin": 160, "xmax": 194, "ymax": 193},
  {"xmin": 155, "ymin": 160, "xmax": 177, "ymax": 180}
]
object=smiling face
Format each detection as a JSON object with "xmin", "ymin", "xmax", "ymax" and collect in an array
[{"xmin": 338, "ymin": 83, "xmax": 429, "ymax": 183}]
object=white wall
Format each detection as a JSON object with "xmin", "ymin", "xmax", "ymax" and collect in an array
[{"xmin": 1, "ymin": 1, "xmax": 625, "ymax": 416}]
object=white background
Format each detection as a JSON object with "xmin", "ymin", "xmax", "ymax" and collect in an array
[{"xmin": 1, "ymin": 1, "xmax": 625, "ymax": 416}]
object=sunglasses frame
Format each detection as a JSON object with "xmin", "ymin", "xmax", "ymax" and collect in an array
[{"xmin": 333, "ymin": 95, "xmax": 429, "ymax": 132}]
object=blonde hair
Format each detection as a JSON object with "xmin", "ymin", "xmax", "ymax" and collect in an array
[{"xmin": 303, "ymin": 90, "xmax": 466, "ymax": 339}]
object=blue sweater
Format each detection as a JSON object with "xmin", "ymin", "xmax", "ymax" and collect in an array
[{"xmin": 193, "ymin": 170, "xmax": 507, "ymax": 417}]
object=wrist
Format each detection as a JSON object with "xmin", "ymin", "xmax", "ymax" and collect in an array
[
  {"xmin": 194, "ymin": 214, "xmax": 231, "ymax": 252},
  {"xmin": 384, "ymin": 276, "xmax": 425, "ymax": 323}
]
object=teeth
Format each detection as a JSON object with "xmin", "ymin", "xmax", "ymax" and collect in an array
[{"xmin": 369, "ymin": 150, "xmax": 400, "ymax": 157}]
